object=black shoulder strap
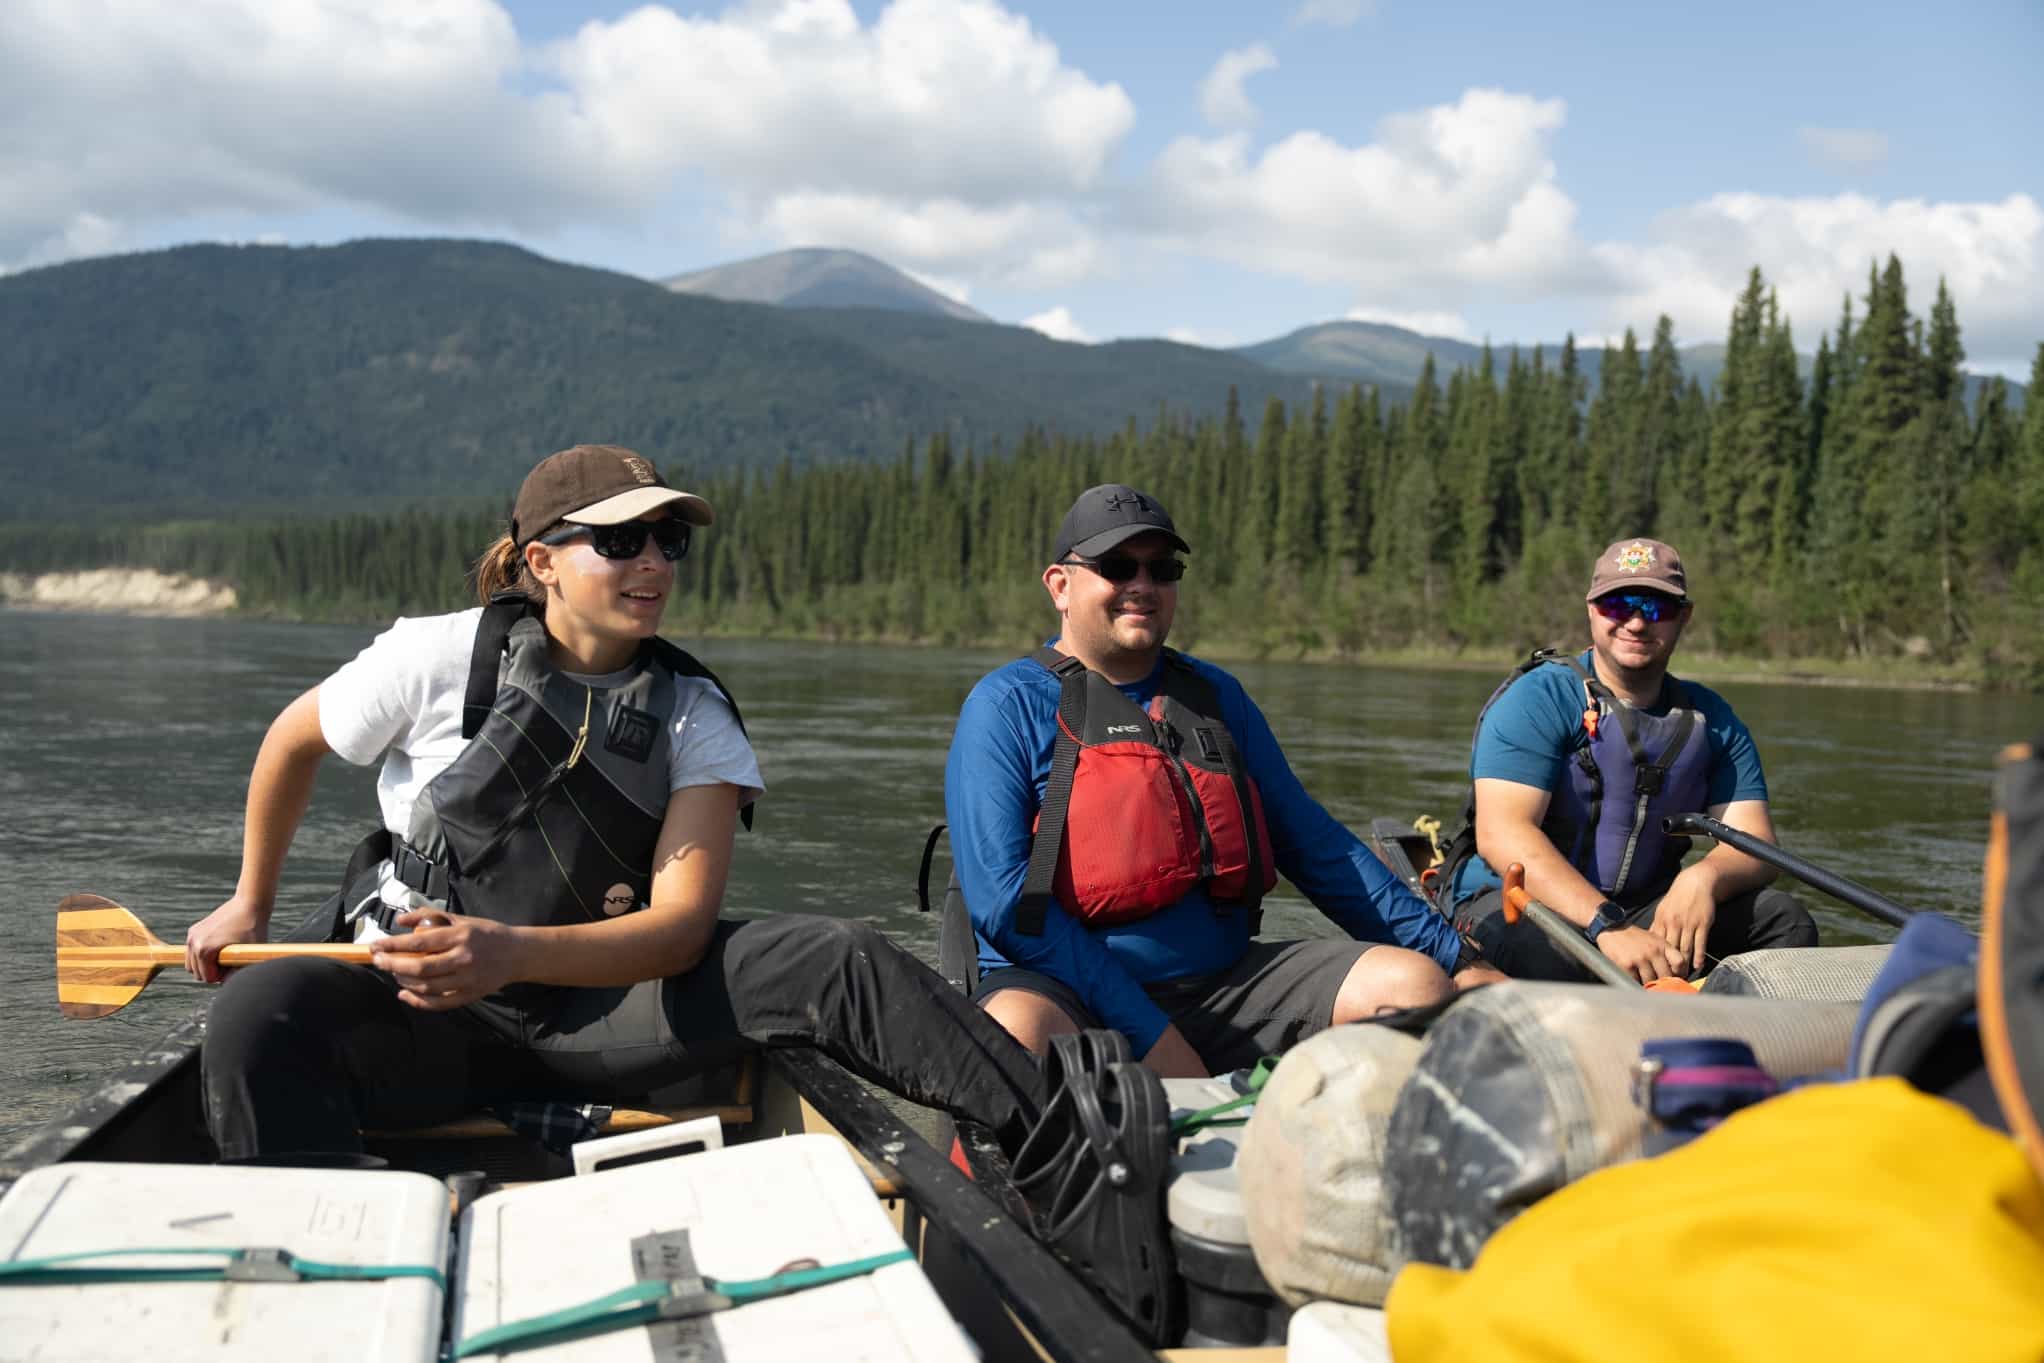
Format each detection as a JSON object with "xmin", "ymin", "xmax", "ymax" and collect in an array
[
  {"xmin": 462, "ymin": 594, "xmax": 529, "ymax": 740},
  {"xmin": 650, "ymin": 638, "xmax": 755, "ymax": 832},
  {"xmin": 915, "ymin": 823, "xmax": 979, "ymax": 995},
  {"xmin": 1017, "ymin": 647, "xmax": 1090, "ymax": 936},
  {"xmin": 917, "ymin": 823, "xmax": 948, "ymax": 914}
]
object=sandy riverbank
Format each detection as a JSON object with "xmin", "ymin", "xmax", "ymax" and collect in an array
[{"xmin": 0, "ymin": 569, "xmax": 238, "ymax": 617}]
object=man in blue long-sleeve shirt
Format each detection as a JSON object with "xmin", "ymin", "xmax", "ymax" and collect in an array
[{"xmin": 945, "ymin": 484, "xmax": 1503, "ymax": 1077}]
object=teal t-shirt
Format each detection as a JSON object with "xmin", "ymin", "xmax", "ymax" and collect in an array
[{"xmin": 1449, "ymin": 653, "xmax": 1769, "ymax": 904}]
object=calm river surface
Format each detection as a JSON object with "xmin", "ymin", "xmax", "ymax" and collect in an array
[{"xmin": 1, "ymin": 610, "xmax": 2028, "ymax": 1151}]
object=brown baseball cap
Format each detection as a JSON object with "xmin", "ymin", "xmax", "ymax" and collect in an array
[
  {"xmin": 1585, "ymin": 537, "xmax": 1687, "ymax": 601},
  {"xmin": 511, "ymin": 444, "xmax": 713, "ymax": 546}
]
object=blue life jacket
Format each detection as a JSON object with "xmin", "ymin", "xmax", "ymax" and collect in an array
[{"xmin": 1438, "ymin": 649, "xmax": 1711, "ymax": 907}]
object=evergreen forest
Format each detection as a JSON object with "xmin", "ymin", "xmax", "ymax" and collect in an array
[{"xmin": 5, "ymin": 258, "xmax": 2041, "ymax": 688}]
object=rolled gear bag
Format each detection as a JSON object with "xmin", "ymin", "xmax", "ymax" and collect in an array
[
  {"xmin": 1698, "ymin": 943, "xmax": 1892, "ymax": 1001},
  {"xmin": 1384, "ymin": 982, "xmax": 1857, "ymax": 1269},
  {"xmin": 1382, "ymin": 1077, "xmax": 2044, "ymax": 1363},
  {"xmin": 1235, "ymin": 1024, "xmax": 1424, "ymax": 1309}
]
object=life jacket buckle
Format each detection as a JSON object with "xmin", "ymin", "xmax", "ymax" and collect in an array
[
  {"xmin": 1634, "ymin": 767, "xmax": 1667, "ymax": 798},
  {"xmin": 392, "ymin": 843, "xmax": 447, "ymax": 899}
]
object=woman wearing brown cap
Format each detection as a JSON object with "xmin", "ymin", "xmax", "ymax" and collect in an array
[{"xmin": 186, "ymin": 444, "xmax": 1045, "ymax": 1161}]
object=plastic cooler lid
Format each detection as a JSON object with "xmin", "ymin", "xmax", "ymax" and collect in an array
[
  {"xmin": 1163, "ymin": 1073, "xmax": 1253, "ymax": 1246},
  {"xmin": 454, "ymin": 1132, "xmax": 975, "ymax": 1362},
  {"xmin": 0, "ymin": 1161, "xmax": 450, "ymax": 1363}
]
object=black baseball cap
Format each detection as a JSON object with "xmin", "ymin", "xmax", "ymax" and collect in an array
[{"xmin": 1051, "ymin": 484, "xmax": 1190, "ymax": 563}]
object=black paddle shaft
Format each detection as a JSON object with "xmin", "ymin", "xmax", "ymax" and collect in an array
[{"xmin": 1661, "ymin": 813, "xmax": 1916, "ymax": 930}]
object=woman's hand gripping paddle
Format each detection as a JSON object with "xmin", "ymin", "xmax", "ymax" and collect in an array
[{"xmin": 56, "ymin": 894, "xmax": 371, "ymax": 1019}]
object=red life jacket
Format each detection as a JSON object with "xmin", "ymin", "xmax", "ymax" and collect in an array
[{"xmin": 1017, "ymin": 646, "xmax": 1277, "ymax": 934}]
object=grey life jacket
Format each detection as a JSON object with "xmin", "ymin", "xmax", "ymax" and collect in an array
[{"xmin": 345, "ymin": 596, "xmax": 749, "ymax": 1004}]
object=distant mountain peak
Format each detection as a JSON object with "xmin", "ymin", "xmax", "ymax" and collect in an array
[{"xmin": 661, "ymin": 247, "xmax": 988, "ymax": 323}]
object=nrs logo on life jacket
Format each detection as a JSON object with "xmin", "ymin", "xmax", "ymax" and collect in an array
[{"xmin": 1018, "ymin": 647, "xmax": 1277, "ymax": 934}]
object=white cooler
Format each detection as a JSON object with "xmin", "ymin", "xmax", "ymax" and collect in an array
[
  {"xmin": 453, "ymin": 1132, "xmax": 975, "ymax": 1362},
  {"xmin": 1163, "ymin": 1073, "xmax": 1289, "ymax": 1347},
  {"xmin": 0, "ymin": 1161, "xmax": 449, "ymax": 1363}
]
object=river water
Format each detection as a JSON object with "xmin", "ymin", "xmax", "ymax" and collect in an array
[{"xmin": 0, "ymin": 610, "xmax": 2026, "ymax": 1151}]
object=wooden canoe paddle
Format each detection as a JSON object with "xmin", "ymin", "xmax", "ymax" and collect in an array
[{"xmin": 56, "ymin": 893, "xmax": 371, "ymax": 1019}]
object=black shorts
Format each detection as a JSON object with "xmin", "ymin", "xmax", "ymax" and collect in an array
[{"xmin": 972, "ymin": 938, "xmax": 1378, "ymax": 1073}]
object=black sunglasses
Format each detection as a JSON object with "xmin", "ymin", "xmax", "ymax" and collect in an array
[
  {"xmin": 1060, "ymin": 554, "xmax": 1186, "ymax": 584},
  {"xmin": 1592, "ymin": 590, "xmax": 1685, "ymax": 623},
  {"xmin": 539, "ymin": 519, "xmax": 691, "ymax": 562}
]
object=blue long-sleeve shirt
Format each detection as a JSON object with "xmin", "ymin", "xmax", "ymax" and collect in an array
[{"xmin": 943, "ymin": 647, "xmax": 1462, "ymax": 1055}]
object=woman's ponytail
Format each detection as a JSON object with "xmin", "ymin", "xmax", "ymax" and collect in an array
[{"xmin": 471, "ymin": 533, "xmax": 544, "ymax": 610}]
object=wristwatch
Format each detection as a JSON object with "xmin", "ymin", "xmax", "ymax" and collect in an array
[{"xmin": 1583, "ymin": 900, "xmax": 1628, "ymax": 943}]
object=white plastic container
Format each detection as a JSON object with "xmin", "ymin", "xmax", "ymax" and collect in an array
[
  {"xmin": 0, "ymin": 1161, "xmax": 449, "ymax": 1363},
  {"xmin": 1162, "ymin": 1073, "xmax": 1288, "ymax": 1347},
  {"xmin": 1162, "ymin": 1074, "xmax": 1251, "ymax": 1245},
  {"xmin": 1287, "ymin": 1301, "xmax": 1393, "ymax": 1363},
  {"xmin": 453, "ymin": 1132, "xmax": 975, "ymax": 1361}
]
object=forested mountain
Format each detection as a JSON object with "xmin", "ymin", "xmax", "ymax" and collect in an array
[
  {"xmin": 0, "ymin": 240, "xmax": 1311, "ymax": 520},
  {"xmin": 1242, "ymin": 321, "xmax": 2023, "ymax": 412},
  {"xmin": 663, "ymin": 247, "xmax": 988, "ymax": 321},
  {"xmin": 10, "ymin": 258, "xmax": 2040, "ymax": 685}
]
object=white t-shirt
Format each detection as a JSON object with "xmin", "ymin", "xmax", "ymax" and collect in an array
[{"xmin": 320, "ymin": 607, "xmax": 764, "ymax": 837}]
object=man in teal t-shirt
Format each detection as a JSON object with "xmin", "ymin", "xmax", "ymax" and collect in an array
[{"xmin": 1445, "ymin": 537, "xmax": 1816, "ymax": 984}]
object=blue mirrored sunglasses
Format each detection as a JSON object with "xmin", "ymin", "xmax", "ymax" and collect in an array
[{"xmin": 1592, "ymin": 590, "xmax": 1685, "ymax": 623}]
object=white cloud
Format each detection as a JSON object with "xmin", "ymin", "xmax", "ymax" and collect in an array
[
  {"xmin": 1594, "ymin": 191, "xmax": 2044, "ymax": 369},
  {"xmin": 1165, "ymin": 326, "xmax": 1233, "ymax": 347},
  {"xmin": 549, "ymin": 0, "xmax": 1133, "ymax": 205},
  {"xmin": 1, "ymin": 0, "xmax": 1131, "ymax": 282},
  {"xmin": 1799, "ymin": 126, "xmax": 1891, "ymax": 172},
  {"xmin": 1022, "ymin": 305, "xmax": 1094, "ymax": 343},
  {"xmin": 1291, "ymin": 0, "xmax": 1374, "ymax": 28},
  {"xmin": 1198, "ymin": 43, "xmax": 1277, "ymax": 129},
  {"xmin": 1344, "ymin": 306, "xmax": 1477, "ymax": 340},
  {"xmin": 1137, "ymin": 89, "xmax": 1593, "ymax": 305},
  {"xmin": 1, "ymin": 0, "xmax": 551, "ymax": 266}
]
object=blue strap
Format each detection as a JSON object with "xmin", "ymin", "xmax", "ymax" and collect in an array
[
  {"xmin": 0, "ymin": 1245, "xmax": 445, "ymax": 1290},
  {"xmin": 454, "ymin": 1247, "xmax": 916, "ymax": 1358}
]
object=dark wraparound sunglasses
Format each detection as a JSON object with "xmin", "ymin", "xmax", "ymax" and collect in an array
[
  {"xmin": 539, "ymin": 519, "xmax": 691, "ymax": 561},
  {"xmin": 1059, "ymin": 555, "xmax": 1187, "ymax": 584},
  {"xmin": 1592, "ymin": 590, "xmax": 1685, "ymax": 623}
]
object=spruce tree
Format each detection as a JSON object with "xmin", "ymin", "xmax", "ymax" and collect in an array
[{"xmin": 1321, "ymin": 384, "xmax": 1368, "ymax": 579}]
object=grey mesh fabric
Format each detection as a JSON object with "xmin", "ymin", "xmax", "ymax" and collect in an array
[
  {"xmin": 1237, "ymin": 1024, "xmax": 1423, "ymax": 1308},
  {"xmin": 1700, "ymin": 944, "xmax": 1892, "ymax": 1000},
  {"xmin": 1386, "ymin": 983, "xmax": 1857, "ymax": 1270}
]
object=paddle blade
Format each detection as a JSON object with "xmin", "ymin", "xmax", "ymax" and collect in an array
[{"xmin": 57, "ymin": 894, "xmax": 170, "ymax": 1019}]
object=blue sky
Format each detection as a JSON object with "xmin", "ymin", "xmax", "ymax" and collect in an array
[{"xmin": 6, "ymin": 0, "xmax": 2040, "ymax": 371}]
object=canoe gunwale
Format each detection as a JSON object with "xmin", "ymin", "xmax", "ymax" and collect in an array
[
  {"xmin": 773, "ymin": 1048, "xmax": 1157, "ymax": 1363},
  {"xmin": 0, "ymin": 1006, "xmax": 210, "ymax": 1192}
]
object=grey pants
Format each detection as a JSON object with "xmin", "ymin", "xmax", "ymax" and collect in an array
[{"xmin": 1456, "ymin": 884, "xmax": 1819, "ymax": 981}]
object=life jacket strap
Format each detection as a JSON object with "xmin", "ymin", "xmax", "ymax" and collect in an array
[
  {"xmin": 1165, "ymin": 654, "xmax": 1266, "ymax": 933},
  {"xmin": 1017, "ymin": 647, "xmax": 1090, "ymax": 936}
]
